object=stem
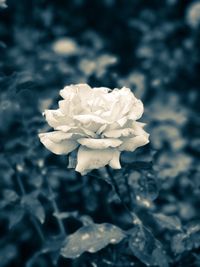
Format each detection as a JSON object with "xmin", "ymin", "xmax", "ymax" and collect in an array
[
  {"xmin": 106, "ymin": 166, "xmax": 141, "ymax": 225},
  {"xmin": 106, "ymin": 167, "xmax": 163, "ymax": 247},
  {"xmin": 124, "ymin": 172, "xmax": 133, "ymax": 209},
  {"xmin": 15, "ymin": 168, "xmax": 45, "ymax": 242},
  {"xmin": 30, "ymin": 216, "xmax": 45, "ymax": 242},
  {"xmin": 16, "ymin": 172, "xmax": 26, "ymax": 195},
  {"xmin": 46, "ymin": 178, "xmax": 66, "ymax": 237}
]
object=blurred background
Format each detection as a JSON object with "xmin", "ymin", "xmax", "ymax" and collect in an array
[{"xmin": 0, "ymin": 0, "xmax": 200, "ymax": 266}]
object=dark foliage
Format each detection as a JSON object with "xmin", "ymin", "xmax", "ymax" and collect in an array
[{"xmin": 0, "ymin": 0, "xmax": 200, "ymax": 266}]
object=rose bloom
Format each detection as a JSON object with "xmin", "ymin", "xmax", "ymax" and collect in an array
[{"xmin": 38, "ymin": 84, "xmax": 149, "ymax": 175}]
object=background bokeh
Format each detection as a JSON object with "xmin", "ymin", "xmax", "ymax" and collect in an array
[{"xmin": 0, "ymin": 0, "xmax": 200, "ymax": 266}]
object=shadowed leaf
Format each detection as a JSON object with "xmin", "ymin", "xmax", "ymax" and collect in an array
[
  {"xmin": 129, "ymin": 225, "xmax": 169, "ymax": 267},
  {"xmin": 21, "ymin": 194, "xmax": 45, "ymax": 224},
  {"xmin": 9, "ymin": 208, "xmax": 24, "ymax": 229},
  {"xmin": 171, "ymin": 222, "xmax": 200, "ymax": 254},
  {"xmin": 153, "ymin": 213, "xmax": 182, "ymax": 231},
  {"xmin": 129, "ymin": 171, "xmax": 159, "ymax": 204},
  {"xmin": 61, "ymin": 223, "xmax": 125, "ymax": 259}
]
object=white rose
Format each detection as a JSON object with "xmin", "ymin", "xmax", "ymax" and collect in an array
[{"xmin": 38, "ymin": 84, "xmax": 149, "ymax": 175}]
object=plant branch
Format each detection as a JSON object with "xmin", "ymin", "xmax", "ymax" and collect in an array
[
  {"xmin": 45, "ymin": 177, "xmax": 66, "ymax": 237},
  {"xmin": 105, "ymin": 166, "xmax": 141, "ymax": 225},
  {"xmin": 124, "ymin": 171, "xmax": 134, "ymax": 209},
  {"xmin": 15, "ymin": 166, "xmax": 45, "ymax": 242}
]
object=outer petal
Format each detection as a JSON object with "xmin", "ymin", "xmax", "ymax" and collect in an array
[
  {"xmin": 77, "ymin": 138, "xmax": 122, "ymax": 149},
  {"xmin": 119, "ymin": 134, "xmax": 149, "ymax": 152},
  {"xmin": 131, "ymin": 121, "xmax": 147, "ymax": 135},
  {"xmin": 109, "ymin": 150, "xmax": 121, "ymax": 169},
  {"xmin": 93, "ymin": 87, "xmax": 111, "ymax": 93},
  {"xmin": 43, "ymin": 109, "xmax": 69, "ymax": 128},
  {"xmin": 38, "ymin": 132, "xmax": 78, "ymax": 155},
  {"xmin": 39, "ymin": 131, "xmax": 83, "ymax": 142},
  {"xmin": 106, "ymin": 87, "xmax": 143, "ymax": 122},
  {"xmin": 60, "ymin": 84, "xmax": 92, "ymax": 99},
  {"xmin": 119, "ymin": 120, "xmax": 148, "ymax": 136},
  {"xmin": 128, "ymin": 99, "xmax": 144, "ymax": 120},
  {"xmin": 75, "ymin": 147, "xmax": 121, "ymax": 175},
  {"xmin": 55, "ymin": 125, "xmax": 72, "ymax": 132},
  {"xmin": 59, "ymin": 99, "xmax": 83, "ymax": 115},
  {"xmin": 120, "ymin": 87, "xmax": 144, "ymax": 120},
  {"xmin": 60, "ymin": 84, "xmax": 92, "ymax": 113}
]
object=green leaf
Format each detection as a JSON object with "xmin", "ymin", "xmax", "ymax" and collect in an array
[
  {"xmin": 53, "ymin": 211, "xmax": 79, "ymax": 220},
  {"xmin": 171, "ymin": 233, "xmax": 185, "ymax": 254},
  {"xmin": 171, "ymin": 222, "xmax": 200, "ymax": 254},
  {"xmin": 153, "ymin": 213, "xmax": 182, "ymax": 231},
  {"xmin": 9, "ymin": 208, "xmax": 24, "ymax": 229},
  {"xmin": 129, "ymin": 171, "xmax": 159, "ymax": 204},
  {"xmin": 21, "ymin": 194, "xmax": 45, "ymax": 224},
  {"xmin": 0, "ymin": 244, "xmax": 17, "ymax": 267},
  {"xmin": 129, "ymin": 225, "xmax": 169, "ymax": 267},
  {"xmin": 26, "ymin": 236, "xmax": 64, "ymax": 267},
  {"xmin": 3, "ymin": 189, "xmax": 19, "ymax": 203},
  {"xmin": 0, "ymin": 190, "xmax": 19, "ymax": 208},
  {"xmin": 61, "ymin": 223, "xmax": 126, "ymax": 259}
]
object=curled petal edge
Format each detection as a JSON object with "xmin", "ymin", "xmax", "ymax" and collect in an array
[{"xmin": 75, "ymin": 146, "xmax": 121, "ymax": 175}]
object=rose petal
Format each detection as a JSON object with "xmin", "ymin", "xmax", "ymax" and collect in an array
[
  {"xmin": 55, "ymin": 125, "xmax": 72, "ymax": 132},
  {"xmin": 107, "ymin": 87, "xmax": 143, "ymax": 122},
  {"xmin": 38, "ymin": 132, "xmax": 78, "ymax": 155},
  {"xmin": 131, "ymin": 122, "xmax": 147, "ymax": 135},
  {"xmin": 113, "ymin": 87, "xmax": 144, "ymax": 120},
  {"xmin": 60, "ymin": 84, "xmax": 92, "ymax": 114},
  {"xmin": 119, "ymin": 135, "xmax": 149, "ymax": 152},
  {"xmin": 43, "ymin": 109, "xmax": 69, "ymax": 128},
  {"xmin": 128, "ymin": 99, "xmax": 144, "ymax": 120},
  {"xmin": 116, "ymin": 117, "xmax": 128, "ymax": 127},
  {"xmin": 104, "ymin": 122, "xmax": 121, "ymax": 132},
  {"xmin": 39, "ymin": 131, "xmax": 84, "ymax": 143},
  {"xmin": 75, "ymin": 147, "xmax": 121, "ymax": 175},
  {"xmin": 93, "ymin": 87, "xmax": 111, "ymax": 93},
  {"xmin": 60, "ymin": 84, "xmax": 92, "ymax": 99},
  {"xmin": 103, "ymin": 128, "xmax": 135, "ymax": 138},
  {"xmin": 56, "ymin": 125, "xmax": 97, "ymax": 138},
  {"xmin": 109, "ymin": 150, "xmax": 121, "ymax": 169},
  {"xmin": 73, "ymin": 114, "xmax": 108, "ymax": 132},
  {"xmin": 96, "ymin": 124, "xmax": 108, "ymax": 135},
  {"xmin": 77, "ymin": 138, "xmax": 122, "ymax": 149},
  {"xmin": 59, "ymin": 99, "xmax": 83, "ymax": 115},
  {"xmin": 73, "ymin": 114, "xmax": 108, "ymax": 124}
]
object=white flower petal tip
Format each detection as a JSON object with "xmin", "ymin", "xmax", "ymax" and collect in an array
[
  {"xmin": 38, "ymin": 132, "xmax": 78, "ymax": 155},
  {"xmin": 60, "ymin": 84, "xmax": 92, "ymax": 99},
  {"xmin": 119, "ymin": 134, "xmax": 150, "ymax": 152},
  {"xmin": 109, "ymin": 150, "xmax": 121, "ymax": 169},
  {"xmin": 43, "ymin": 109, "xmax": 67, "ymax": 128},
  {"xmin": 75, "ymin": 146, "xmax": 121, "ymax": 175},
  {"xmin": 39, "ymin": 84, "xmax": 149, "ymax": 173}
]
